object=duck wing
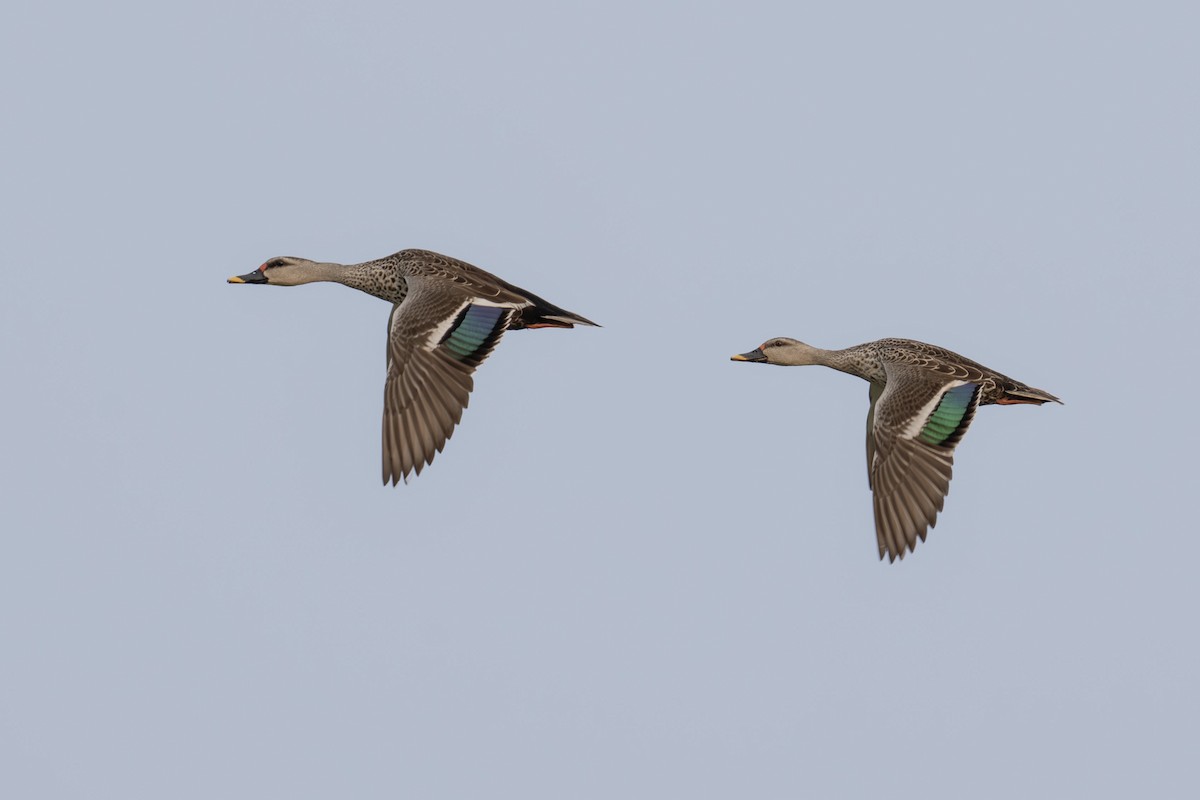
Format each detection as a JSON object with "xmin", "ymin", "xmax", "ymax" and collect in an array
[
  {"xmin": 381, "ymin": 276, "xmax": 514, "ymax": 484},
  {"xmin": 398, "ymin": 249, "xmax": 532, "ymax": 305},
  {"xmin": 397, "ymin": 249, "xmax": 597, "ymax": 329},
  {"xmin": 868, "ymin": 362, "xmax": 982, "ymax": 561}
]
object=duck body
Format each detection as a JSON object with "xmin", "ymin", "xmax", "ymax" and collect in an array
[
  {"xmin": 796, "ymin": 338, "xmax": 1061, "ymax": 406},
  {"xmin": 230, "ymin": 249, "xmax": 596, "ymax": 484},
  {"xmin": 731, "ymin": 337, "xmax": 1060, "ymax": 561}
]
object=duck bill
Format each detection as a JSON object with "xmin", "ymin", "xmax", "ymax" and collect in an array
[
  {"xmin": 730, "ymin": 348, "xmax": 767, "ymax": 363},
  {"xmin": 228, "ymin": 269, "xmax": 268, "ymax": 284}
]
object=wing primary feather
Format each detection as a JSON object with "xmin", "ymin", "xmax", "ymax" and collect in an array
[
  {"xmin": 873, "ymin": 496, "xmax": 892, "ymax": 560},
  {"xmin": 413, "ymin": 399, "xmax": 438, "ymax": 471},
  {"xmin": 878, "ymin": 495, "xmax": 904, "ymax": 561},
  {"xmin": 383, "ymin": 412, "xmax": 400, "ymax": 486},
  {"xmin": 891, "ymin": 493, "xmax": 919, "ymax": 555},
  {"xmin": 403, "ymin": 410, "xmax": 421, "ymax": 477}
]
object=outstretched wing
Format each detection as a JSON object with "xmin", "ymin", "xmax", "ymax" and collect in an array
[
  {"xmin": 869, "ymin": 362, "xmax": 981, "ymax": 561},
  {"xmin": 382, "ymin": 277, "xmax": 514, "ymax": 484}
]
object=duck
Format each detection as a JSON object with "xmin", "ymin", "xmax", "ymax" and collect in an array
[
  {"xmin": 731, "ymin": 337, "xmax": 1060, "ymax": 561},
  {"xmin": 229, "ymin": 249, "xmax": 597, "ymax": 484}
]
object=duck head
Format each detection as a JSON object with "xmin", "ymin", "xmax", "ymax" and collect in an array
[
  {"xmin": 228, "ymin": 256, "xmax": 327, "ymax": 286},
  {"xmin": 731, "ymin": 337, "xmax": 824, "ymax": 366}
]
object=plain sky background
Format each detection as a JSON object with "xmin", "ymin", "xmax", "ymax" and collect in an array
[{"xmin": 2, "ymin": 1, "xmax": 1197, "ymax": 797}]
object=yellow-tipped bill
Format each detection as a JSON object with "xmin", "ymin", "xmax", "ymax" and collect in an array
[
  {"xmin": 731, "ymin": 348, "xmax": 766, "ymax": 362},
  {"xmin": 227, "ymin": 269, "xmax": 268, "ymax": 284}
]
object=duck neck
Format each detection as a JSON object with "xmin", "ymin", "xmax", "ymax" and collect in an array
[
  {"xmin": 325, "ymin": 259, "xmax": 408, "ymax": 305},
  {"xmin": 299, "ymin": 261, "xmax": 355, "ymax": 284},
  {"xmin": 824, "ymin": 346, "xmax": 884, "ymax": 383}
]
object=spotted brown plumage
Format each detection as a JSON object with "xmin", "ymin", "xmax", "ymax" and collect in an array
[
  {"xmin": 731, "ymin": 337, "xmax": 1060, "ymax": 561},
  {"xmin": 229, "ymin": 249, "xmax": 597, "ymax": 484}
]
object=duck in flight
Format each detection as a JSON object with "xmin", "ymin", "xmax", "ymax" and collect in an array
[
  {"xmin": 230, "ymin": 249, "xmax": 597, "ymax": 484},
  {"xmin": 731, "ymin": 337, "xmax": 1060, "ymax": 561}
]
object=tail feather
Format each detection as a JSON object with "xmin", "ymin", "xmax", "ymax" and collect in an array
[
  {"xmin": 513, "ymin": 301, "xmax": 599, "ymax": 330},
  {"xmin": 493, "ymin": 273, "xmax": 599, "ymax": 330},
  {"xmin": 1001, "ymin": 385, "xmax": 1062, "ymax": 405}
]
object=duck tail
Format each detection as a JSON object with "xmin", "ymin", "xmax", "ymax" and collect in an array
[
  {"xmin": 998, "ymin": 385, "xmax": 1063, "ymax": 405},
  {"xmin": 514, "ymin": 297, "xmax": 600, "ymax": 330}
]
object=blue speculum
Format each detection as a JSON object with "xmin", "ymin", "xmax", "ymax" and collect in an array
[
  {"xmin": 443, "ymin": 305, "xmax": 505, "ymax": 360},
  {"xmin": 919, "ymin": 383, "xmax": 976, "ymax": 446}
]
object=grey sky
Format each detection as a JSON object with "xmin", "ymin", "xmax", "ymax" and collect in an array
[{"xmin": 2, "ymin": 1, "xmax": 1197, "ymax": 797}]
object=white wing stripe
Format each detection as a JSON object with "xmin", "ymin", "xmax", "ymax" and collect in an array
[
  {"xmin": 897, "ymin": 379, "xmax": 968, "ymax": 440},
  {"xmin": 422, "ymin": 299, "xmax": 472, "ymax": 352}
]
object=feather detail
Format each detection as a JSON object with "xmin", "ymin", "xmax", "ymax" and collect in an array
[
  {"xmin": 919, "ymin": 383, "xmax": 980, "ymax": 446},
  {"xmin": 439, "ymin": 304, "xmax": 509, "ymax": 367}
]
